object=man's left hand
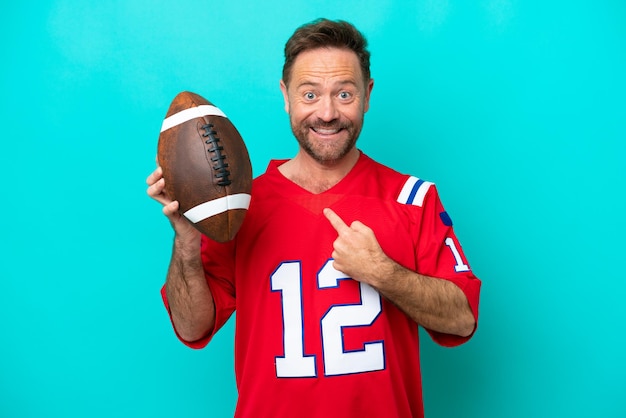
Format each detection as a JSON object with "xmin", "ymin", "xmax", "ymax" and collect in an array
[{"xmin": 323, "ymin": 207, "xmax": 394, "ymax": 286}]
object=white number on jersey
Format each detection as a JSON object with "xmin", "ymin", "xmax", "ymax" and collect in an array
[
  {"xmin": 271, "ymin": 260, "xmax": 385, "ymax": 378},
  {"xmin": 270, "ymin": 261, "xmax": 317, "ymax": 377},
  {"xmin": 445, "ymin": 237, "xmax": 470, "ymax": 272}
]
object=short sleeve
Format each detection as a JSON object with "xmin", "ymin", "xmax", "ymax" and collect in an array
[{"xmin": 414, "ymin": 185, "xmax": 481, "ymax": 347}]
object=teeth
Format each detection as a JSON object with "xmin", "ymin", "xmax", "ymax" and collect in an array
[{"xmin": 313, "ymin": 128, "xmax": 340, "ymax": 135}]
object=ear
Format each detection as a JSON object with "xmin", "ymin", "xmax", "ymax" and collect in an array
[
  {"xmin": 279, "ymin": 80, "xmax": 290, "ymax": 113},
  {"xmin": 363, "ymin": 78, "xmax": 374, "ymax": 113}
]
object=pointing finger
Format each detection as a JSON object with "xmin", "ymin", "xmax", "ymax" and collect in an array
[{"xmin": 323, "ymin": 208, "xmax": 349, "ymax": 234}]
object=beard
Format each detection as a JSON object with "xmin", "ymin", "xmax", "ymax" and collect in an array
[{"xmin": 290, "ymin": 115, "xmax": 364, "ymax": 165}]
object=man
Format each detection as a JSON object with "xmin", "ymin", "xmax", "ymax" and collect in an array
[{"xmin": 147, "ymin": 18, "xmax": 481, "ymax": 418}]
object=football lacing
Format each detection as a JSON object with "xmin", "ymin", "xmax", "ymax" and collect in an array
[{"xmin": 201, "ymin": 123, "xmax": 232, "ymax": 186}]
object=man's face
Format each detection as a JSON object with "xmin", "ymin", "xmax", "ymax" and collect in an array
[{"xmin": 280, "ymin": 47, "xmax": 374, "ymax": 165}]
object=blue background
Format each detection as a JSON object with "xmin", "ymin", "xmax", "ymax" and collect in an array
[{"xmin": 2, "ymin": 1, "xmax": 625, "ymax": 417}]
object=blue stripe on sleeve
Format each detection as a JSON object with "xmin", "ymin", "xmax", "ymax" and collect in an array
[{"xmin": 406, "ymin": 179, "xmax": 424, "ymax": 205}]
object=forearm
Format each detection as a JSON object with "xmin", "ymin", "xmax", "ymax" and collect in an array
[
  {"xmin": 323, "ymin": 208, "xmax": 476, "ymax": 337},
  {"xmin": 371, "ymin": 259, "xmax": 475, "ymax": 337},
  {"xmin": 165, "ymin": 235, "xmax": 215, "ymax": 342}
]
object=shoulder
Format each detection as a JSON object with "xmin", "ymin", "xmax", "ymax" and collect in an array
[
  {"xmin": 252, "ymin": 159, "xmax": 288, "ymax": 186},
  {"xmin": 361, "ymin": 153, "xmax": 436, "ymax": 207},
  {"xmin": 396, "ymin": 176, "xmax": 436, "ymax": 208}
]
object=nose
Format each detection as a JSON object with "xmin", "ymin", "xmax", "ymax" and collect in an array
[{"xmin": 316, "ymin": 95, "xmax": 339, "ymax": 122}]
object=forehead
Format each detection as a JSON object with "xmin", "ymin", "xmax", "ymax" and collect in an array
[{"xmin": 290, "ymin": 47, "xmax": 363, "ymax": 87}]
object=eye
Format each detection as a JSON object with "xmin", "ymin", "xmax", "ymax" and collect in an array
[
  {"xmin": 304, "ymin": 92, "xmax": 316, "ymax": 100},
  {"xmin": 338, "ymin": 91, "xmax": 352, "ymax": 100}
]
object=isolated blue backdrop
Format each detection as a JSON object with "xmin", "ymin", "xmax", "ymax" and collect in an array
[{"xmin": 2, "ymin": 1, "xmax": 625, "ymax": 417}]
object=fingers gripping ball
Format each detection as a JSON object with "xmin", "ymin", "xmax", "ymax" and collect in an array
[{"xmin": 157, "ymin": 91, "xmax": 252, "ymax": 242}]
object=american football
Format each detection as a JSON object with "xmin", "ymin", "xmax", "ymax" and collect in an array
[{"xmin": 157, "ymin": 91, "xmax": 252, "ymax": 242}]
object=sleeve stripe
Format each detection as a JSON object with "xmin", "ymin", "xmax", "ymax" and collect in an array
[{"xmin": 397, "ymin": 176, "xmax": 433, "ymax": 207}]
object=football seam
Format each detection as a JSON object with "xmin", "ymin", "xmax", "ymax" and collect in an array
[{"xmin": 201, "ymin": 122, "xmax": 232, "ymax": 187}]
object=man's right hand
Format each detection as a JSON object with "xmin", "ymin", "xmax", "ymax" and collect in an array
[{"xmin": 146, "ymin": 164, "xmax": 201, "ymax": 243}]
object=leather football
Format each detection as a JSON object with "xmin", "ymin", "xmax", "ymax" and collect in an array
[{"xmin": 157, "ymin": 91, "xmax": 252, "ymax": 242}]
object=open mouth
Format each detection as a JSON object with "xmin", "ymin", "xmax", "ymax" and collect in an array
[{"xmin": 311, "ymin": 127, "xmax": 342, "ymax": 135}]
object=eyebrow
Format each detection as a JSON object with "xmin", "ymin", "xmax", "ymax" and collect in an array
[{"xmin": 295, "ymin": 79, "xmax": 358, "ymax": 90}]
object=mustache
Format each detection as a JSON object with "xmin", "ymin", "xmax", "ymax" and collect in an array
[{"xmin": 306, "ymin": 119, "xmax": 350, "ymax": 130}]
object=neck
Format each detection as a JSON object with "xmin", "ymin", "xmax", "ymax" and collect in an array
[{"xmin": 279, "ymin": 147, "xmax": 360, "ymax": 194}]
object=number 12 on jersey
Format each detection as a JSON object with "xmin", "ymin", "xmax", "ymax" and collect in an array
[{"xmin": 270, "ymin": 260, "xmax": 385, "ymax": 378}]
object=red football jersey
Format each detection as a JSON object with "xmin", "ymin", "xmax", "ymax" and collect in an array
[{"xmin": 162, "ymin": 152, "xmax": 481, "ymax": 418}]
